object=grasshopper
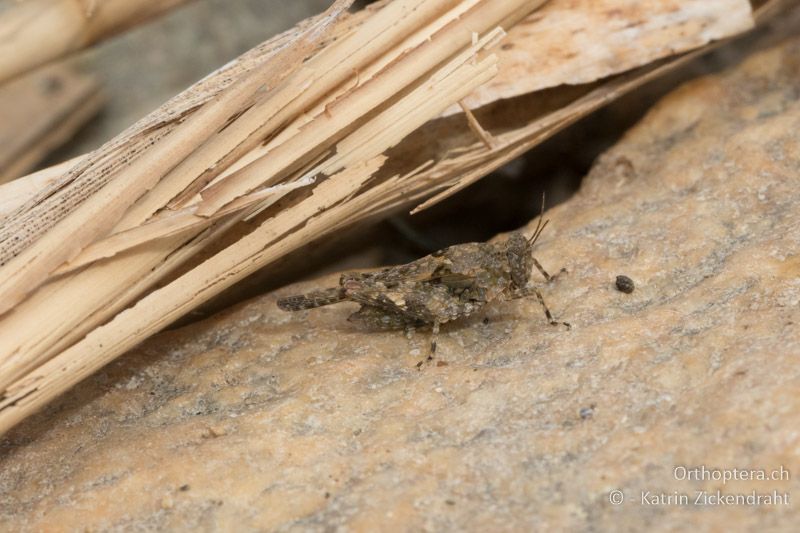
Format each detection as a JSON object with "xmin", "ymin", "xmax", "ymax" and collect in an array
[{"xmin": 278, "ymin": 214, "xmax": 569, "ymax": 365}]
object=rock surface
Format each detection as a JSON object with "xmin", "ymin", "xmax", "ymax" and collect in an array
[{"xmin": 2, "ymin": 30, "xmax": 800, "ymax": 533}]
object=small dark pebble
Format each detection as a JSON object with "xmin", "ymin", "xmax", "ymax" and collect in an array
[
  {"xmin": 179, "ymin": 484, "xmax": 190, "ymax": 492},
  {"xmin": 615, "ymin": 275, "xmax": 635, "ymax": 294},
  {"xmin": 482, "ymin": 317, "xmax": 490, "ymax": 325},
  {"xmin": 579, "ymin": 405, "xmax": 595, "ymax": 420},
  {"xmin": 445, "ymin": 499, "xmax": 456, "ymax": 506}
]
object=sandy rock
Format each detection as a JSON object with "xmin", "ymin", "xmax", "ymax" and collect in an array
[{"xmin": 2, "ymin": 32, "xmax": 800, "ymax": 533}]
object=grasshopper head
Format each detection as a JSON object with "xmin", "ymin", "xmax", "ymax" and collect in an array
[
  {"xmin": 506, "ymin": 232, "xmax": 533, "ymax": 289},
  {"xmin": 506, "ymin": 216, "xmax": 549, "ymax": 290}
]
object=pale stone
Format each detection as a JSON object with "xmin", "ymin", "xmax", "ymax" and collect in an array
[{"xmin": 2, "ymin": 30, "xmax": 800, "ymax": 533}]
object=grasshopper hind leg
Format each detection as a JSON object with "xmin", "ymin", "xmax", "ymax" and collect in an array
[{"xmin": 348, "ymin": 306, "xmax": 436, "ymax": 370}]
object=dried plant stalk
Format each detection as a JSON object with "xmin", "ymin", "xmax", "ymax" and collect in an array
[
  {"xmin": 0, "ymin": 0, "xmax": 353, "ymax": 315},
  {"xmin": 0, "ymin": 0, "xmax": 194, "ymax": 84},
  {"xmin": 119, "ymin": 0, "xmax": 470, "ymax": 228},
  {"xmin": 0, "ymin": 0, "xmax": 755, "ymax": 234},
  {"xmin": 0, "ymin": 12, "xmax": 503, "ymax": 392},
  {"xmin": 54, "ymin": 177, "xmax": 319, "ymax": 276},
  {"xmin": 0, "ymin": 0, "xmax": 534, "ymax": 425},
  {"xmin": 0, "ymin": 5, "xmax": 359, "ymax": 270},
  {"xmin": 450, "ymin": 0, "xmax": 755, "ymax": 113},
  {"xmin": 0, "ymin": 0, "xmax": 771, "ymax": 435},
  {"xmin": 0, "ymin": 0, "xmax": 491, "ymax": 385},
  {"xmin": 0, "ymin": 159, "xmax": 75, "ymax": 218}
]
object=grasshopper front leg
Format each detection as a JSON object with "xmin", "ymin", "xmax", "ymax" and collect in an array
[
  {"xmin": 429, "ymin": 320, "xmax": 440, "ymax": 360},
  {"xmin": 509, "ymin": 286, "xmax": 571, "ymax": 330},
  {"xmin": 415, "ymin": 319, "xmax": 441, "ymax": 370}
]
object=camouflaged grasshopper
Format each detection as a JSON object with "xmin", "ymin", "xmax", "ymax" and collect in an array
[{"xmin": 278, "ymin": 214, "xmax": 569, "ymax": 365}]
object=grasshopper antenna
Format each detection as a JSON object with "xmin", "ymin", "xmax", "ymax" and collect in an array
[{"xmin": 529, "ymin": 192, "xmax": 550, "ymax": 247}]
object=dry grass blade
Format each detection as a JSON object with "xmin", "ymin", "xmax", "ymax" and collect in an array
[
  {"xmin": 54, "ymin": 177, "xmax": 318, "ymax": 276},
  {"xmin": 0, "ymin": 159, "xmax": 76, "ymax": 219},
  {"xmin": 194, "ymin": 1, "xmax": 540, "ymax": 216},
  {"xmin": 121, "ymin": 0, "xmax": 466, "ymax": 226}
]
